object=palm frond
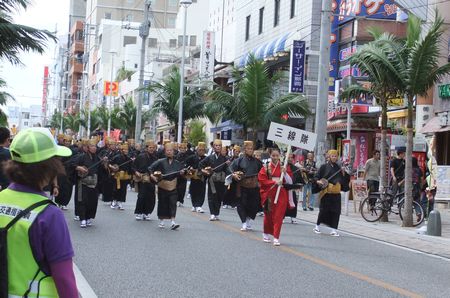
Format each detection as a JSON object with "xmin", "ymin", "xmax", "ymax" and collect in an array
[
  {"xmin": 0, "ymin": 0, "xmax": 30, "ymax": 13},
  {"xmin": 263, "ymin": 94, "xmax": 310, "ymax": 127}
]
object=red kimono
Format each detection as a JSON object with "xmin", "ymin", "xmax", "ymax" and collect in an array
[{"xmin": 258, "ymin": 162, "xmax": 294, "ymax": 239}]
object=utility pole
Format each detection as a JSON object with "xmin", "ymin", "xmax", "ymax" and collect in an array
[
  {"xmin": 314, "ymin": 0, "xmax": 332, "ymax": 167},
  {"xmin": 135, "ymin": 1, "xmax": 151, "ymax": 143}
]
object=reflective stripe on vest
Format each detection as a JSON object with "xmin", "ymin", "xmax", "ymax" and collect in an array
[{"xmin": 0, "ymin": 189, "xmax": 58, "ymax": 297}]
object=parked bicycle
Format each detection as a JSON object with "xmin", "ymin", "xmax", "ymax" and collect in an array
[{"xmin": 360, "ymin": 187, "xmax": 425, "ymax": 227}]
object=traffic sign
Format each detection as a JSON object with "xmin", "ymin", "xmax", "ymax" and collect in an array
[
  {"xmin": 267, "ymin": 122, "xmax": 317, "ymax": 151},
  {"xmin": 104, "ymin": 81, "xmax": 119, "ymax": 96}
]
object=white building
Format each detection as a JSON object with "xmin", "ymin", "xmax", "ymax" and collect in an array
[
  {"xmin": 7, "ymin": 105, "xmax": 43, "ymax": 130},
  {"xmin": 208, "ymin": 0, "xmax": 236, "ymax": 63}
]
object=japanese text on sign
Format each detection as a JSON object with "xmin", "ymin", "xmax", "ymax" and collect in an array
[
  {"xmin": 200, "ymin": 31, "xmax": 215, "ymax": 81},
  {"xmin": 267, "ymin": 122, "xmax": 317, "ymax": 151},
  {"xmin": 289, "ymin": 40, "xmax": 306, "ymax": 93}
]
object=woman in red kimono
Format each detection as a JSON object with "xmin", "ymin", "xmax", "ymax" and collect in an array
[{"xmin": 258, "ymin": 148, "xmax": 295, "ymax": 246}]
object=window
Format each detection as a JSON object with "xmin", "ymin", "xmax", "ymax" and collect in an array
[
  {"xmin": 148, "ymin": 38, "xmax": 158, "ymax": 48},
  {"xmin": 123, "ymin": 36, "xmax": 137, "ymax": 46},
  {"xmin": 24, "ymin": 122, "xmax": 28, "ymax": 126},
  {"xmin": 169, "ymin": 39, "xmax": 177, "ymax": 48},
  {"xmin": 125, "ymin": 14, "xmax": 133, "ymax": 22},
  {"xmin": 178, "ymin": 35, "xmax": 188, "ymax": 47},
  {"xmin": 290, "ymin": 0, "xmax": 295, "ymax": 19},
  {"xmin": 274, "ymin": 0, "xmax": 280, "ymax": 27},
  {"xmin": 190, "ymin": 35, "xmax": 197, "ymax": 46},
  {"xmin": 259, "ymin": 7, "xmax": 264, "ymax": 35},
  {"xmin": 104, "ymin": 12, "xmax": 112, "ymax": 20},
  {"xmin": 168, "ymin": 0, "xmax": 177, "ymax": 7},
  {"xmin": 134, "ymin": 63, "xmax": 138, "ymax": 69},
  {"xmin": 167, "ymin": 16, "xmax": 176, "ymax": 28},
  {"xmin": 245, "ymin": 15, "xmax": 251, "ymax": 41}
]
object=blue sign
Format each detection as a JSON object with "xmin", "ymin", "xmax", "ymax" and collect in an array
[
  {"xmin": 143, "ymin": 80, "xmax": 151, "ymax": 105},
  {"xmin": 289, "ymin": 40, "xmax": 306, "ymax": 93}
]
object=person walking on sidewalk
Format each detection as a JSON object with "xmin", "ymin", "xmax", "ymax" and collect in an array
[
  {"xmin": 313, "ymin": 150, "xmax": 350, "ymax": 237},
  {"xmin": 0, "ymin": 127, "xmax": 78, "ymax": 297},
  {"xmin": 390, "ymin": 148, "xmax": 406, "ymax": 195},
  {"xmin": 364, "ymin": 150, "xmax": 380, "ymax": 194}
]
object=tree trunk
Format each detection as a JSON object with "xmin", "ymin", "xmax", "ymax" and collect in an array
[
  {"xmin": 380, "ymin": 97, "xmax": 389, "ymax": 222},
  {"xmin": 403, "ymin": 96, "xmax": 414, "ymax": 227}
]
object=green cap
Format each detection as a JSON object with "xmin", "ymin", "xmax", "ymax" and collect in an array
[{"xmin": 10, "ymin": 127, "xmax": 72, "ymax": 163}]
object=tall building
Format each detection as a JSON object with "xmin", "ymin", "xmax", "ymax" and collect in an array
[
  {"xmin": 7, "ymin": 105, "xmax": 43, "ymax": 130},
  {"xmin": 208, "ymin": 0, "xmax": 236, "ymax": 63}
]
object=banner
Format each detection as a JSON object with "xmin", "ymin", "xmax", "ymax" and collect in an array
[
  {"xmin": 289, "ymin": 40, "xmax": 306, "ymax": 93},
  {"xmin": 200, "ymin": 31, "xmax": 215, "ymax": 81},
  {"xmin": 267, "ymin": 122, "xmax": 317, "ymax": 151}
]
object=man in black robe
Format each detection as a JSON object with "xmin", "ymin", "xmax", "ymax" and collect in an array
[
  {"xmin": 199, "ymin": 139, "xmax": 230, "ymax": 221},
  {"xmin": 314, "ymin": 149, "xmax": 349, "ymax": 237},
  {"xmin": 186, "ymin": 142, "xmax": 207, "ymax": 213},
  {"xmin": 74, "ymin": 139, "xmax": 102, "ymax": 228},
  {"xmin": 284, "ymin": 153, "xmax": 304, "ymax": 223},
  {"xmin": 149, "ymin": 142, "xmax": 185, "ymax": 230},
  {"xmin": 133, "ymin": 140, "xmax": 158, "ymax": 220},
  {"xmin": 110, "ymin": 144, "xmax": 133, "ymax": 210},
  {"xmin": 223, "ymin": 145, "xmax": 240, "ymax": 209},
  {"xmin": 230, "ymin": 141, "xmax": 263, "ymax": 231},
  {"xmin": 55, "ymin": 135, "xmax": 76, "ymax": 210}
]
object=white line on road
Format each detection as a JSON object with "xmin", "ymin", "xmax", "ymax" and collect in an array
[{"xmin": 74, "ymin": 263, "xmax": 97, "ymax": 298}]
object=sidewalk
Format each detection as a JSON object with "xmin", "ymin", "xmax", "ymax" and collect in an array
[{"xmin": 296, "ymin": 199, "xmax": 450, "ymax": 259}]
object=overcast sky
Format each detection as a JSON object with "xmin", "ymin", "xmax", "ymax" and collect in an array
[{"xmin": 1, "ymin": 0, "xmax": 69, "ymax": 111}]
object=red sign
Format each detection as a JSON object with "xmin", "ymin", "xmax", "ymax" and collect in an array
[
  {"xmin": 412, "ymin": 152, "xmax": 427, "ymax": 174},
  {"xmin": 104, "ymin": 81, "xmax": 119, "ymax": 96},
  {"xmin": 42, "ymin": 66, "xmax": 49, "ymax": 116}
]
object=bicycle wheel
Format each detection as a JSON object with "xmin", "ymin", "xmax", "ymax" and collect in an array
[
  {"xmin": 360, "ymin": 196, "xmax": 385, "ymax": 222},
  {"xmin": 398, "ymin": 201, "xmax": 425, "ymax": 227}
]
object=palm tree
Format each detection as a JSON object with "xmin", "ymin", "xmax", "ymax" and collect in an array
[
  {"xmin": 365, "ymin": 13, "xmax": 450, "ymax": 226},
  {"xmin": 205, "ymin": 55, "xmax": 310, "ymax": 141},
  {"xmin": 187, "ymin": 120, "xmax": 206, "ymax": 145},
  {"xmin": 146, "ymin": 66, "xmax": 206, "ymax": 139},
  {"xmin": 116, "ymin": 66, "xmax": 135, "ymax": 82},
  {"xmin": 115, "ymin": 96, "xmax": 152, "ymax": 139},
  {"xmin": 0, "ymin": 77, "xmax": 13, "ymax": 126},
  {"xmin": 0, "ymin": 0, "xmax": 56, "ymax": 65},
  {"xmin": 64, "ymin": 113, "xmax": 81, "ymax": 134}
]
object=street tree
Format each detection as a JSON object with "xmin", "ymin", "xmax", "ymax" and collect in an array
[
  {"xmin": 205, "ymin": 55, "xmax": 310, "ymax": 141},
  {"xmin": 0, "ymin": 78, "xmax": 13, "ymax": 126},
  {"xmin": 115, "ymin": 96, "xmax": 152, "ymax": 139}
]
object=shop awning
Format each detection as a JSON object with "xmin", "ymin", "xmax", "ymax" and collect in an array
[
  {"xmin": 387, "ymin": 109, "xmax": 408, "ymax": 119},
  {"xmin": 210, "ymin": 120, "xmax": 243, "ymax": 133},
  {"xmin": 420, "ymin": 116, "xmax": 450, "ymax": 134},
  {"xmin": 327, "ymin": 119, "xmax": 379, "ymax": 133},
  {"xmin": 156, "ymin": 123, "xmax": 174, "ymax": 133},
  {"xmin": 238, "ymin": 32, "xmax": 294, "ymax": 68}
]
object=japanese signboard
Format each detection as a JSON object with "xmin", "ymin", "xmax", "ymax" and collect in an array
[
  {"xmin": 289, "ymin": 40, "xmax": 306, "ymax": 93},
  {"xmin": 42, "ymin": 66, "xmax": 49, "ymax": 117},
  {"xmin": 267, "ymin": 122, "xmax": 317, "ymax": 151},
  {"xmin": 200, "ymin": 31, "xmax": 215, "ymax": 81},
  {"xmin": 436, "ymin": 166, "xmax": 450, "ymax": 199},
  {"xmin": 104, "ymin": 81, "xmax": 119, "ymax": 96}
]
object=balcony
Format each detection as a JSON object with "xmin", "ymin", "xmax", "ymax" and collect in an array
[
  {"xmin": 71, "ymin": 40, "xmax": 84, "ymax": 54},
  {"xmin": 69, "ymin": 58, "xmax": 83, "ymax": 75}
]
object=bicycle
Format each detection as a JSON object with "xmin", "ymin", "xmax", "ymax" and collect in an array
[{"xmin": 360, "ymin": 187, "xmax": 425, "ymax": 227}]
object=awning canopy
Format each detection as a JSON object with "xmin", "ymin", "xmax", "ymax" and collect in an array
[
  {"xmin": 238, "ymin": 32, "xmax": 295, "ymax": 68},
  {"xmin": 156, "ymin": 123, "xmax": 174, "ymax": 133},
  {"xmin": 210, "ymin": 120, "xmax": 243, "ymax": 133},
  {"xmin": 420, "ymin": 116, "xmax": 450, "ymax": 134}
]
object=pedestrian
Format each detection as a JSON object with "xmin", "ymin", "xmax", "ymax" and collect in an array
[
  {"xmin": 364, "ymin": 150, "xmax": 380, "ymax": 194},
  {"xmin": 0, "ymin": 127, "xmax": 78, "ymax": 297},
  {"xmin": 313, "ymin": 149, "xmax": 350, "ymax": 237},
  {"xmin": 301, "ymin": 151, "xmax": 317, "ymax": 211},
  {"xmin": 186, "ymin": 142, "xmax": 207, "ymax": 213},
  {"xmin": 0, "ymin": 127, "xmax": 11, "ymax": 191},
  {"xmin": 230, "ymin": 141, "xmax": 263, "ymax": 231},
  {"xmin": 199, "ymin": 139, "xmax": 229, "ymax": 221},
  {"xmin": 390, "ymin": 148, "xmax": 406, "ymax": 194},
  {"xmin": 133, "ymin": 140, "xmax": 158, "ymax": 220},
  {"xmin": 149, "ymin": 142, "xmax": 185, "ymax": 230},
  {"xmin": 284, "ymin": 153, "xmax": 304, "ymax": 223},
  {"xmin": 258, "ymin": 148, "xmax": 295, "ymax": 246}
]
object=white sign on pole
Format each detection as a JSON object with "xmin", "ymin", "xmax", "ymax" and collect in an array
[
  {"xmin": 200, "ymin": 31, "xmax": 215, "ymax": 81},
  {"xmin": 267, "ymin": 122, "xmax": 317, "ymax": 152}
]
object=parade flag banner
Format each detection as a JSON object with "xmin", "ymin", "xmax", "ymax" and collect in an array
[
  {"xmin": 200, "ymin": 31, "xmax": 215, "ymax": 81},
  {"xmin": 267, "ymin": 122, "xmax": 317, "ymax": 151},
  {"xmin": 289, "ymin": 40, "xmax": 306, "ymax": 93}
]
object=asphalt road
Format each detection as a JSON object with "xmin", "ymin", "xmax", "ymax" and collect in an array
[{"xmin": 65, "ymin": 190, "xmax": 450, "ymax": 298}]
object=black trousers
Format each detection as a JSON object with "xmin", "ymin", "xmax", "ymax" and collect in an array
[
  {"xmin": 207, "ymin": 181, "xmax": 226, "ymax": 216},
  {"xmin": 190, "ymin": 179, "xmax": 206, "ymax": 207},
  {"xmin": 79, "ymin": 185, "xmax": 99, "ymax": 221},
  {"xmin": 102, "ymin": 177, "xmax": 115, "ymax": 202},
  {"xmin": 285, "ymin": 191, "xmax": 298, "ymax": 218},
  {"xmin": 55, "ymin": 175, "xmax": 73, "ymax": 206},
  {"xmin": 223, "ymin": 182, "xmax": 238, "ymax": 207},
  {"xmin": 157, "ymin": 189, "xmax": 178, "ymax": 219},
  {"xmin": 237, "ymin": 187, "xmax": 260, "ymax": 223},
  {"xmin": 135, "ymin": 182, "xmax": 156, "ymax": 215},
  {"xmin": 74, "ymin": 181, "xmax": 81, "ymax": 216},
  {"xmin": 112, "ymin": 180, "xmax": 129, "ymax": 202},
  {"xmin": 177, "ymin": 178, "xmax": 187, "ymax": 204},
  {"xmin": 317, "ymin": 193, "xmax": 341, "ymax": 229},
  {"xmin": 367, "ymin": 180, "xmax": 379, "ymax": 194}
]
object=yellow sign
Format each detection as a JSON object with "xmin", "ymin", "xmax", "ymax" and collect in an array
[
  {"xmin": 104, "ymin": 81, "xmax": 119, "ymax": 96},
  {"xmin": 387, "ymin": 97, "xmax": 404, "ymax": 107}
]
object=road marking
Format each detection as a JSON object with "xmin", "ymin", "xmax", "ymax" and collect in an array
[
  {"xmin": 73, "ymin": 263, "xmax": 98, "ymax": 298},
  {"xmin": 185, "ymin": 210, "xmax": 423, "ymax": 298}
]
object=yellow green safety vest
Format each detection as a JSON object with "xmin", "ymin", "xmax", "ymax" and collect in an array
[{"xmin": 0, "ymin": 189, "xmax": 59, "ymax": 297}]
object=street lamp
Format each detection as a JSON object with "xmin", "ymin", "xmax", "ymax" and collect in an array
[
  {"xmin": 107, "ymin": 50, "xmax": 118, "ymax": 137},
  {"xmin": 177, "ymin": 0, "xmax": 192, "ymax": 144}
]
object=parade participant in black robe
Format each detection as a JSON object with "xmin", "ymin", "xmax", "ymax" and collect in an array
[
  {"xmin": 110, "ymin": 143, "xmax": 133, "ymax": 210},
  {"xmin": 223, "ymin": 145, "xmax": 241, "ymax": 209},
  {"xmin": 55, "ymin": 136, "xmax": 76, "ymax": 209},
  {"xmin": 74, "ymin": 139, "xmax": 102, "ymax": 228},
  {"xmin": 284, "ymin": 154, "xmax": 304, "ymax": 223},
  {"xmin": 156, "ymin": 139, "xmax": 171, "ymax": 159},
  {"xmin": 133, "ymin": 140, "xmax": 158, "ymax": 220},
  {"xmin": 199, "ymin": 139, "xmax": 230, "ymax": 221},
  {"xmin": 99, "ymin": 140, "xmax": 117, "ymax": 204},
  {"xmin": 186, "ymin": 142, "xmax": 207, "ymax": 213},
  {"xmin": 175, "ymin": 142, "xmax": 190, "ymax": 206},
  {"xmin": 230, "ymin": 141, "xmax": 263, "ymax": 231},
  {"xmin": 313, "ymin": 149, "xmax": 349, "ymax": 237},
  {"xmin": 72, "ymin": 139, "xmax": 88, "ymax": 221},
  {"xmin": 149, "ymin": 142, "xmax": 185, "ymax": 230}
]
